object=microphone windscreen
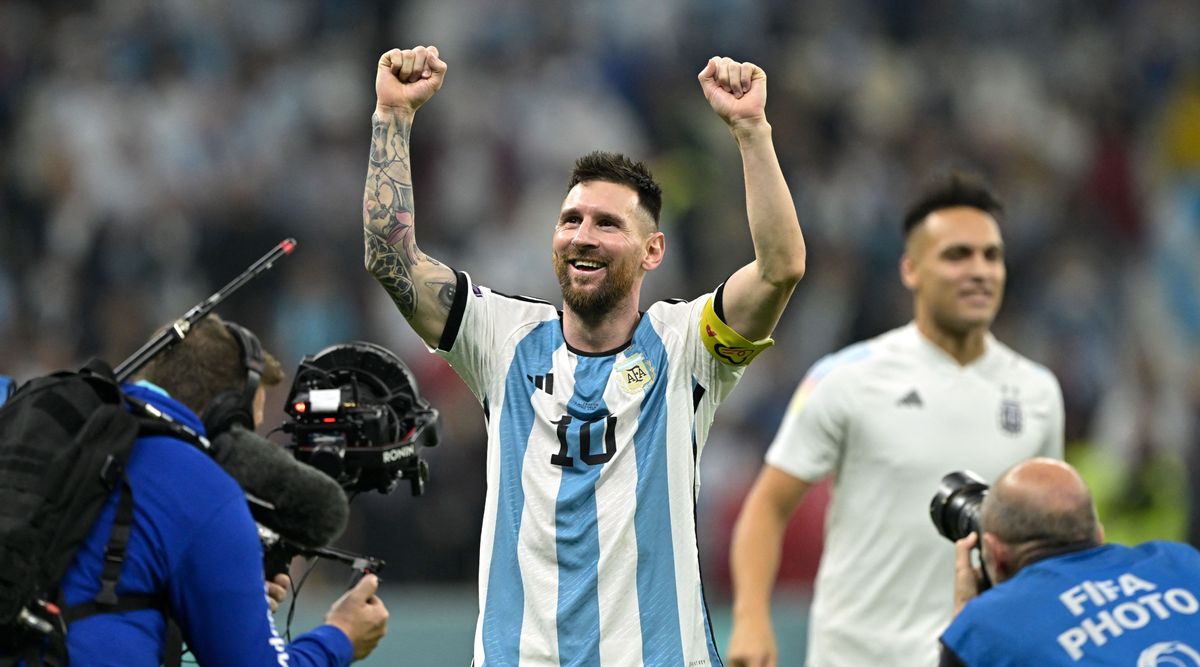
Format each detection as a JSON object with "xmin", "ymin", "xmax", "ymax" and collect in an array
[{"xmin": 210, "ymin": 425, "xmax": 349, "ymax": 548}]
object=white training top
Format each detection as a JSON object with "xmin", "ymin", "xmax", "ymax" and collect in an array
[
  {"xmin": 766, "ymin": 322, "xmax": 1065, "ymax": 667},
  {"xmin": 436, "ymin": 272, "xmax": 764, "ymax": 667}
]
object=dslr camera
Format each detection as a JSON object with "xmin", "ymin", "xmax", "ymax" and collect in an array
[
  {"xmin": 282, "ymin": 341, "xmax": 439, "ymax": 495},
  {"xmin": 929, "ymin": 470, "xmax": 992, "ymax": 589},
  {"xmin": 929, "ymin": 470, "xmax": 989, "ymax": 542}
]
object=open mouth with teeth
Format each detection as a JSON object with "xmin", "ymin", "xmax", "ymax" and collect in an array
[{"xmin": 569, "ymin": 259, "xmax": 606, "ymax": 273}]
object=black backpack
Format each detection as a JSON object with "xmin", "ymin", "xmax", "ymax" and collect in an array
[{"xmin": 0, "ymin": 361, "xmax": 201, "ymax": 666}]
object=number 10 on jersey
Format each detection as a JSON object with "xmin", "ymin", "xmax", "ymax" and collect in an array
[{"xmin": 550, "ymin": 414, "xmax": 617, "ymax": 467}]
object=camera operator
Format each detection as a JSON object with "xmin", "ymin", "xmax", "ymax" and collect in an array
[
  {"xmin": 940, "ymin": 458, "xmax": 1200, "ymax": 666},
  {"xmin": 50, "ymin": 314, "xmax": 388, "ymax": 666}
]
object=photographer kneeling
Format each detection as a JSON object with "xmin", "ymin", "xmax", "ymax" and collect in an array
[
  {"xmin": 56, "ymin": 314, "xmax": 387, "ymax": 666},
  {"xmin": 940, "ymin": 458, "xmax": 1200, "ymax": 666}
]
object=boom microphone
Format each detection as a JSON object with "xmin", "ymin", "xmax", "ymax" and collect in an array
[
  {"xmin": 210, "ymin": 425, "xmax": 349, "ymax": 549},
  {"xmin": 115, "ymin": 238, "xmax": 297, "ymax": 382}
]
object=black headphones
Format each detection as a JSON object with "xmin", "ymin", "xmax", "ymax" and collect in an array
[{"xmin": 201, "ymin": 321, "xmax": 265, "ymax": 438}]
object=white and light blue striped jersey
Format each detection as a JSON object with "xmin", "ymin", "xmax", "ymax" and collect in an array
[{"xmin": 434, "ymin": 271, "xmax": 758, "ymax": 667}]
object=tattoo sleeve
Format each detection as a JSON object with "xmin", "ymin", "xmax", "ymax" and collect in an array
[{"xmin": 363, "ymin": 112, "xmax": 430, "ymax": 320}]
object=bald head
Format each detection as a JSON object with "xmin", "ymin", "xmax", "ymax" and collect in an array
[{"xmin": 981, "ymin": 458, "xmax": 1099, "ymax": 547}]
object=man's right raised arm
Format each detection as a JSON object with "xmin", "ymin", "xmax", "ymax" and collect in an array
[{"xmin": 363, "ymin": 46, "xmax": 456, "ymax": 349}]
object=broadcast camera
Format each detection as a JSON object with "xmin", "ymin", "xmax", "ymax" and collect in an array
[
  {"xmin": 282, "ymin": 341, "xmax": 439, "ymax": 496},
  {"xmin": 930, "ymin": 470, "xmax": 992, "ymax": 589},
  {"xmin": 261, "ymin": 341, "xmax": 440, "ymax": 583}
]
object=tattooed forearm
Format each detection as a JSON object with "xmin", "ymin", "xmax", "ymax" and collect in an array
[
  {"xmin": 365, "ymin": 233, "xmax": 419, "ymax": 318},
  {"xmin": 369, "ymin": 113, "xmax": 411, "ymax": 182},
  {"xmin": 364, "ymin": 111, "xmax": 424, "ymax": 315},
  {"xmin": 364, "ymin": 112, "xmax": 416, "ymax": 243},
  {"xmin": 363, "ymin": 108, "xmax": 455, "ymax": 340}
]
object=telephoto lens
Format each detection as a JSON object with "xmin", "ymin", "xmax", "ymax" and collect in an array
[{"xmin": 929, "ymin": 470, "xmax": 990, "ymax": 542}]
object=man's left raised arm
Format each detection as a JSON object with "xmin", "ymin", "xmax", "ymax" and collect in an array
[{"xmin": 698, "ymin": 57, "xmax": 806, "ymax": 342}]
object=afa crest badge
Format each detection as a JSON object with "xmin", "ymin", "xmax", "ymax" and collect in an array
[
  {"xmin": 999, "ymin": 398, "xmax": 1023, "ymax": 435},
  {"xmin": 615, "ymin": 354, "xmax": 655, "ymax": 394}
]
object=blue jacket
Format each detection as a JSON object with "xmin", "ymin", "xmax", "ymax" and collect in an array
[
  {"xmin": 941, "ymin": 541, "xmax": 1200, "ymax": 666},
  {"xmin": 57, "ymin": 383, "xmax": 353, "ymax": 666}
]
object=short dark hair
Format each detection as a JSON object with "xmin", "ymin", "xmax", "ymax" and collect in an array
[
  {"xmin": 902, "ymin": 172, "xmax": 1004, "ymax": 238},
  {"xmin": 135, "ymin": 314, "xmax": 284, "ymax": 416},
  {"xmin": 568, "ymin": 151, "xmax": 663, "ymax": 226}
]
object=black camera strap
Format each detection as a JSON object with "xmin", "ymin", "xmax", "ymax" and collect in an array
[{"xmin": 58, "ymin": 471, "xmax": 184, "ymax": 667}]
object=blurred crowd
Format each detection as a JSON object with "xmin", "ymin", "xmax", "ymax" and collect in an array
[{"xmin": 2, "ymin": 0, "xmax": 1198, "ymax": 593}]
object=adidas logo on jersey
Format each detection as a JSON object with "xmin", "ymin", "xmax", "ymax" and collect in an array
[
  {"xmin": 527, "ymin": 373, "xmax": 554, "ymax": 395},
  {"xmin": 897, "ymin": 389, "xmax": 923, "ymax": 407}
]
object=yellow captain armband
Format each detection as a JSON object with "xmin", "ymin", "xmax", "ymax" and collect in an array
[{"xmin": 699, "ymin": 297, "xmax": 774, "ymax": 367}]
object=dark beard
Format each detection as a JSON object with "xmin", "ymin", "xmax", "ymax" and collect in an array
[{"xmin": 554, "ymin": 255, "xmax": 637, "ymax": 325}]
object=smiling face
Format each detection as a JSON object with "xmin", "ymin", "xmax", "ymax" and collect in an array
[
  {"xmin": 551, "ymin": 180, "xmax": 664, "ymax": 322},
  {"xmin": 901, "ymin": 206, "xmax": 1006, "ymax": 338}
]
